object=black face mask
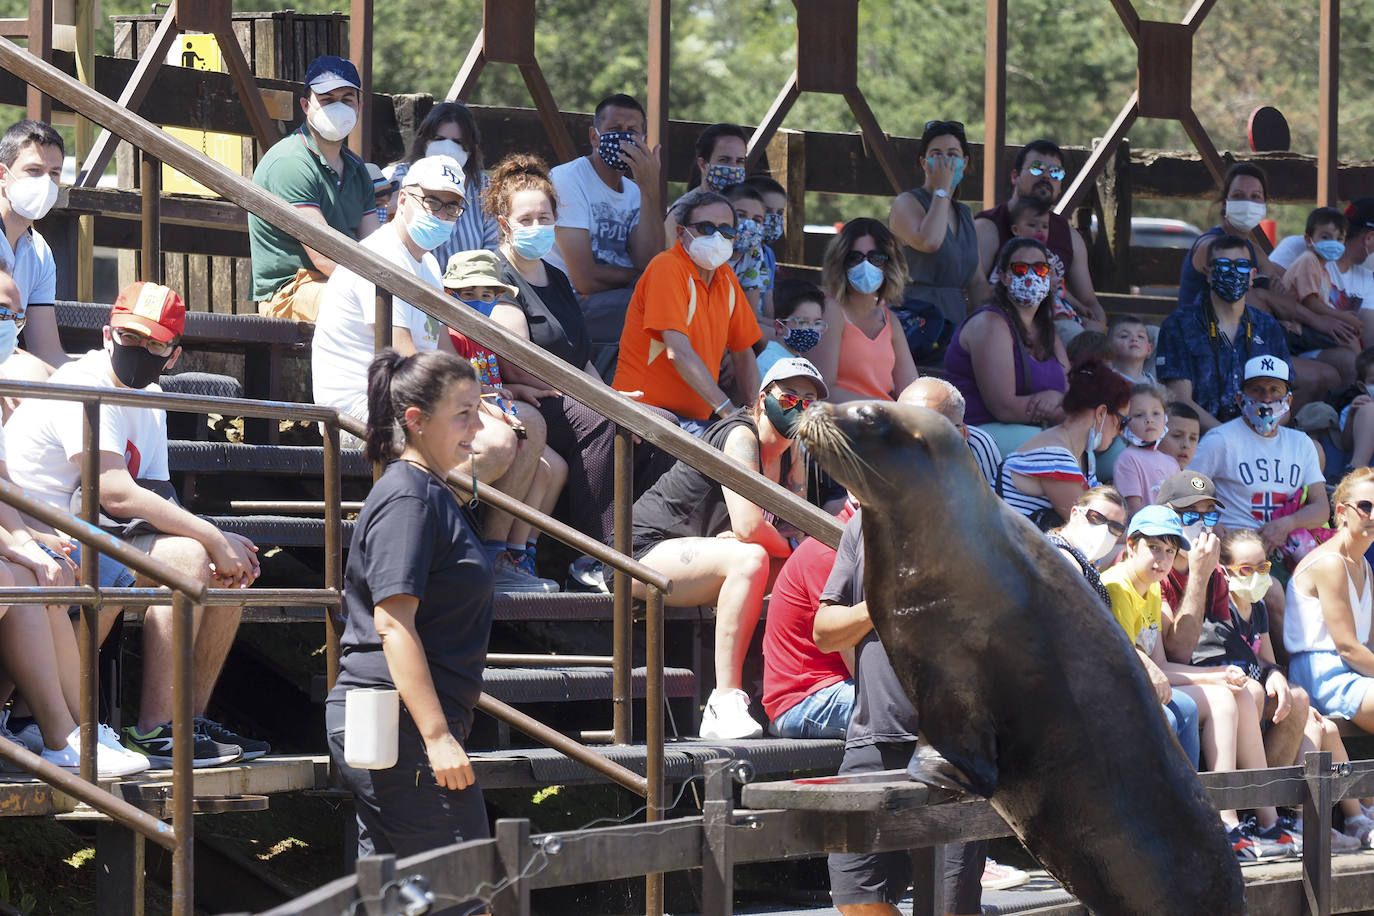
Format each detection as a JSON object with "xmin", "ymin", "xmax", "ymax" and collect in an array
[
  {"xmin": 763, "ymin": 394, "xmax": 804, "ymax": 439},
  {"xmin": 110, "ymin": 340, "xmax": 169, "ymax": 389}
]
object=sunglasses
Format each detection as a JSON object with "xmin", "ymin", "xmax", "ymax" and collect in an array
[
  {"xmin": 1225, "ymin": 561, "xmax": 1272, "ymax": 577},
  {"xmin": 1178, "ymin": 509, "xmax": 1220, "ymax": 528},
  {"xmin": 924, "ymin": 119, "xmax": 966, "ymax": 136},
  {"xmin": 1084, "ymin": 508, "xmax": 1126, "ymax": 537},
  {"xmin": 1345, "ymin": 500, "xmax": 1374, "ymax": 517},
  {"xmin": 773, "ymin": 391, "xmax": 815, "ymax": 411},
  {"xmin": 1007, "ymin": 261, "xmax": 1052, "ymax": 278},
  {"xmin": 1210, "ymin": 258, "xmax": 1254, "ymax": 274},
  {"xmin": 1026, "ymin": 161, "xmax": 1067, "ymax": 181},
  {"xmin": 686, "ymin": 220, "xmax": 737, "ymax": 240},
  {"xmin": 843, "ymin": 250, "xmax": 890, "ymax": 269},
  {"xmin": 0, "ymin": 305, "xmax": 25, "ymax": 332}
]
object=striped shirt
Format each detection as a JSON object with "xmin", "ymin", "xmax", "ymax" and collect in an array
[
  {"xmin": 966, "ymin": 424, "xmax": 1002, "ymax": 488},
  {"xmin": 999, "ymin": 446, "xmax": 1090, "ymax": 520}
]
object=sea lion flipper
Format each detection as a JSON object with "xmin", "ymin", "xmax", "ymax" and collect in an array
[{"xmin": 912, "ymin": 713, "xmax": 999, "ymax": 799}]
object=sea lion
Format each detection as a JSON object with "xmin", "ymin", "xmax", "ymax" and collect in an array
[{"xmin": 797, "ymin": 400, "xmax": 1246, "ymax": 916}]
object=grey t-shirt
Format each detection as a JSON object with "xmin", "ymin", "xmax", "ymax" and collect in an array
[{"xmin": 819, "ymin": 509, "xmax": 919, "ymax": 748}]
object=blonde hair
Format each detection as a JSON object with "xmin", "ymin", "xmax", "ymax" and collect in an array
[
  {"xmin": 1333, "ymin": 467, "xmax": 1374, "ymax": 527},
  {"xmin": 1076, "ymin": 484, "xmax": 1125, "ymax": 510},
  {"xmin": 820, "ymin": 217, "xmax": 908, "ymax": 305}
]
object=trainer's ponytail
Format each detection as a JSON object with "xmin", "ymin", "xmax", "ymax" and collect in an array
[{"xmin": 365, "ymin": 348, "xmax": 477, "ymax": 464}]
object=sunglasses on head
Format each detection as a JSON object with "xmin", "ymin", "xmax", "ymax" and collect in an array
[
  {"xmin": 1084, "ymin": 508, "xmax": 1126, "ymax": 537},
  {"xmin": 1210, "ymin": 257, "xmax": 1254, "ymax": 274},
  {"xmin": 843, "ymin": 250, "xmax": 890, "ymax": 269},
  {"xmin": 1026, "ymin": 161, "xmax": 1067, "ymax": 181},
  {"xmin": 924, "ymin": 119, "xmax": 966, "ymax": 136},
  {"xmin": 773, "ymin": 391, "xmax": 815, "ymax": 411},
  {"xmin": 1007, "ymin": 260, "xmax": 1052, "ymax": 278},
  {"xmin": 1225, "ymin": 560, "xmax": 1272, "ymax": 577},
  {"xmin": 1345, "ymin": 499, "xmax": 1374, "ymax": 517},
  {"xmin": 686, "ymin": 220, "xmax": 737, "ymax": 240},
  {"xmin": 1178, "ymin": 509, "xmax": 1220, "ymax": 528}
]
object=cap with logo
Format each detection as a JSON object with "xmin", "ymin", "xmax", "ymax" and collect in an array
[
  {"xmin": 110, "ymin": 282, "xmax": 186, "ymax": 343},
  {"xmin": 1243, "ymin": 354, "xmax": 1290, "ymax": 385},
  {"xmin": 1127, "ymin": 503, "xmax": 1192, "ymax": 553},
  {"xmin": 1155, "ymin": 470, "xmax": 1226, "ymax": 510},
  {"xmin": 402, "ymin": 155, "xmax": 467, "ymax": 199},
  {"xmin": 304, "ymin": 55, "xmax": 361, "ymax": 95},
  {"xmin": 759, "ymin": 356, "xmax": 828, "ymax": 400}
]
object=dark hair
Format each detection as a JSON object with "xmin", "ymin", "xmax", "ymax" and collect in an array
[
  {"xmin": 592, "ymin": 94, "xmax": 645, "ymax": 129},
  {"xmin": 1306, "ymin": 206, "xmax": 1348, "ymax": 237},
  {"xmin": 1356, "ymin": 346, "xmax": 1374, "ymax": 382},
  {"xmin": 1219, "ymin": 162, "xmax": 1268, "ymax": 203},
  {"xmin": 672, "ymin": 188, "xmax": 734, "ymax": 227},
  {"xmin": 990, "ymin": 237, "xmax": 1057, "ymax": 361},
  {"xmin": 1009, "ymin": 196, "xmax": 1052, "ymax": 223},
  {"xmin": 1107, "ymin": 313, "xmax": 1147, "ymax": 333},
  {"xmin": 772, "ymin": 277, "xmax": 824, "ymax": 321},
  {"xmin": 820, "ymin": 217, "xmax": 909, "ymax": 305},
  {"xmin": 408, "ymin": 102, "xmax": 482, "ymax": 187},
  {"xmin": 1166, "ymin": 401, "xmax": 1199, "ymax": 422},
  {"xmin": 743, "ymin": 174, "xmax": 785, "ymax": 197},
  {"xmin": 1128, "ymin": 530, "xmax": 1184, "ymax": 551},
  {"xmin": 365, "ymin": 348, "xmax": 477, "ymax": 463},
  {"xmin": 918, "ymin": 120, "xmax": 969, "ymax": 159},
  {"xmin": 722, "ymin": 182, "xmax": 765, "ymax": 207},
  {"xmin": 0, "ymin": 119, "xmax": 64, "ymax": 166},
  {"xmin": 1207, "ymin": 234, "xmax": 1251, "ymax": 265},
  {"xmin": 686, "ymin": 123, "xmax": 748, "ymax": 190},
  {"xmin": 1065, "ymin": 330, "xmax": 1114, "ymax": 365},
  {"xmin": 482, "ymin": 152, "xmax": 558, "ymax": 222},
  {"xmin": 1062, "ymin": 358, "xmax": 1132, "ymax": 416},
  {"xmin": 1013, "ymin": 139, "xmax": 1063, "ymax": 173}
]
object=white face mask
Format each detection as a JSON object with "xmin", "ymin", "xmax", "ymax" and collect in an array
[
  {"xmin": 1075, "ymin": 517, "xmax": 1118, "ymax": 563},
  {"xmin": 1181, "ymin": 520, "xmax": 1204, "ymax": 544},
  {"xmin": 684, "ymin": 229, "xmax": 733, "ymax": 271},
  {"xmin": 1225, "ymin": 571, "xmax": 1272, "ymax": 604},
  {"xmin": 5, "ymin": 172, "xmax": 58, "ymax": 221},
  {"xmin": 308, "ymin": 100, "xmax": 358, "ymax": 142},
  {"xmin": 1225, "ymin": 200, "xmax": 1267, "ymax": 233},
  {"xmin": 425, "ymin": 138, "xmax": 469, "ymax": 170}
]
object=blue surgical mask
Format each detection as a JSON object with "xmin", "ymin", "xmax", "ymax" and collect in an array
[
  {"xmin": 762, "ymin": 212, "xmax": 784, "ymax": 242},
  {"xmin": 458, "ymin": 296, "xmax": 497, "ymax": 317},
  {"xmin": 406, "ymin": 209, "xmax": 455, "ymax": 251},
  {"xmin": 1240, "ymin": 394, "xmax": 1289, "ymax": 435},
  {"xmin": 847, "ymin": 260, "xmax": 884, "ymax": 295},
  {"xmin": 0, "ymin": 314, "xmax": 18, "ymax": 364},
  {"xmin": 950, "ymin": 157, "xmax": 965, "ymax": 188},
  {"xmin": 510, "ymin": 223, "xmax": 556, "ymax": 261},
  {"xmin": 1314, "ymin": 239, "xmax": 1346, "ymax": 262}
]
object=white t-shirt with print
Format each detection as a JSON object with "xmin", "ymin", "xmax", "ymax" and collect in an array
[
  {"xmin": 545, "ymin": 155, "xmax": 641, "ymax": 288},
  {"xmin": 0, "ymin": 225, "xmax": 56, "ymax": 312},
  {"xmin": 311, "ymin": 227, "xmax": 444, "ymax": 416},
  {"xmin": 1188, "ymin": 418, "xmax": 1324, "ymax": 531},
  {"xmin": 5, "ymin": 350, "xmax": 168, "ymax": 510}
]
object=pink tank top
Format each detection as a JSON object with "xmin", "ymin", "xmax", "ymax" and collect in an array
[{"xmin": 837, "ymin": 306, "xmax": 898, "ymax": 400}]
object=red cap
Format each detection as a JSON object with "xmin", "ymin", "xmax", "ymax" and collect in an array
[{"xmin": 110, "ymin": 282, "xmax": 186, "ymax": 343}]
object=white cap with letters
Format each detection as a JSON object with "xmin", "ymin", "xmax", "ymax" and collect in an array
[{"xmin": 1242, "ymin": 354, "xmax": 1290, "ymax": 385}]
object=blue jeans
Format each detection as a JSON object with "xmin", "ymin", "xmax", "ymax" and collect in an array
[
  {"xmin": 769, "ymin": 679, "xmax": 854, "ymax": 739},
  {"xmin": 1165, "ymin": 687, "xmax": 1201, "ymax": 769}
]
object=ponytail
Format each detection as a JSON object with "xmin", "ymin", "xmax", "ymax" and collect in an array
[{"xmin": 364, "ymin": 348, "xmax": 476, "ymax": 464}]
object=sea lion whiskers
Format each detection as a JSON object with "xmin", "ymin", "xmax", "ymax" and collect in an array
[{"xmin": 797, "ymin": 406, "xmax": 881, "ymax": 487}]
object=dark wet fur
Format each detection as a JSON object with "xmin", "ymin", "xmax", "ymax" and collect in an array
[{"xmin": 799, "ymin": 401, "xmax": 1247, "ymax": 916}]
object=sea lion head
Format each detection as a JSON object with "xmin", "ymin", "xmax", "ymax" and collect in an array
[{"xmin": 797, "ymin": 399, "xmax": 976, "ymax": 508}]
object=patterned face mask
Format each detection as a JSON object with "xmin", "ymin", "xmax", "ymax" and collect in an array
[
  {"xmin": 705, "ymin": 163, "xmax": 746, "ymax": 191},
  {"xmin": 1006, "ymin": 272, "xmax": 1053, "ymax": 307},
  {"xmin": 597, "ymin": 130, "xmax": 639, "ymax": 172},
  {"xmin": 1240, "ymin": 394, "xmax": 1289, "ymax": 435},
  {"xmin": 762, "ymin": 212, "xmax": 784, "ymax": 242},
  {"xmin": 733, "ymin": 218, "xmax": 764, "ymax": 256}
]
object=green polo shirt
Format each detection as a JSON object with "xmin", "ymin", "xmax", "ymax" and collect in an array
[{"xmin": 249, "ymin": 124, "xmax": 374, "ymax": 300}]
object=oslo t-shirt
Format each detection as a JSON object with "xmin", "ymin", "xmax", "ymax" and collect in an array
[
  {"xmin": 546, "ymin": 155, "xmax": 641, "ymax": 290},
  {"xmin": 1188, "ymin": 420, "xmax": 1324, "ymax": 531}
]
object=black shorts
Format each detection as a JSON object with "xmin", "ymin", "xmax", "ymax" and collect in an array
[{"xmin": 827, "ymin": 741, "xmax": 987, "ymax": 913}]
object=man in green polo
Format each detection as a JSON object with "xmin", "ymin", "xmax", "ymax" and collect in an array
[{"xmin": 250, "ymin": 55, "xmax": 378, "ymax": 321}]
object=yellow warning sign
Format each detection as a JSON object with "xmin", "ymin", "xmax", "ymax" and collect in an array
[{"xmin": 163, "ymin": 34, "xmax": 242, "ymax": 196}]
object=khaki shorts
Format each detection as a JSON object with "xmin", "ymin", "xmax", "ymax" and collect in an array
[{"xmin": 260, "ymin": 268, "xmax": 329, "ymax": 322}]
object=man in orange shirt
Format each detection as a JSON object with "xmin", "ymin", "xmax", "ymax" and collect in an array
[{"xmin": 613, "ymin": 189, "xmax": 761, "ymax": 433}]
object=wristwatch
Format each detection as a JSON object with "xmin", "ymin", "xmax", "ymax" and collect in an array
[{"xmin": 932, "ymin": 188, "xmax": 950, "ymax": 199}]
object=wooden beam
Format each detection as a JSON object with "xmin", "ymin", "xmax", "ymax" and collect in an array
[
  {"xmin": 140, "ymin": 152, "xmax": 161, "ymax": 283},
  {"xmin": 76, "ymin": 4, "xmax": 178, "ymax": 187},
  {"xmin": 647, "ymin": 0, "xmax": 670, "ymax": 205},
  {"xmin": 1182, "ymin": 0, "xmax": 1222, "ymax": 33},
  {"xmin": 1318, "ymin": 0, "xmax": 1339, "ymax": 207},
  {"xmin": 348, "ymin": 0, "xmax": 373, "ymax": 160},
  {"xmin": 1178, "ymin": 106, "xmax": 1230, "ymax": 188},
  {"xmin": 26, "ymin": 0, "xmax": 53, "ymax": 122},
  {"xmin": 1108, "ymin": 0, "xmax": 1141, "ymax": 43},
  {"xmin": 745, "ymin": 71, "xmax": 799, "ymax": 174},
  {"xmin": 983, "ymin": 0, "xmax": 1007, "ymax": 206},
  {"xmin": 843, "ymin": 89, "xmax": 910, "ymax": 194},
  {"xmin": 1056, "ymin": 93, "xmax": 1139, "ymax": 215},
  {"xmin": 214, "ymin": 25, "xmax": 281, "ymax": 151},
  {"xmin": 762, "ymin": 127, "xmax": 806, "ymax": 265},
  {"xmin": 445, "ymin": 31, "xmax": 486, "ymax": 102},
  {"xmin": 518, "ymin": 62, "xmax": 576, "ymax": 165}
]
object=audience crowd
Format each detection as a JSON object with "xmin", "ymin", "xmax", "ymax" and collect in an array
[{"xmin": 7, "ymin": 52, "xmax": 1374, "ymax": 905}]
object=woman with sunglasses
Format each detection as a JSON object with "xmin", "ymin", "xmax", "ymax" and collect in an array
[
  {"xmin": 1286, "ymin": 467, "xmax": 1374, "ymax": 736},
  {"xmin": 998, "ymin": 359, "xmax": 1131, "ymax": 529},
  {"xmin": 629, "ymin": 358, "xmax": 823, "ymax": 740},
  {"xmin": 944, "ymin": 237, "xmax": 1069, "ymax": 456},
  {"xmin": 813, "ymin": 218, "xmax": 919, "ymax": 402},
  {"xmin": 888, "ymin": 120, "xmax": 990, "ymax": 332}
]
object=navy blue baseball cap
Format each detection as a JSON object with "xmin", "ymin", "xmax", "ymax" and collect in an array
[{"xmin": 305, "ymin": 55, "xmax": 361, "ymax": 95}]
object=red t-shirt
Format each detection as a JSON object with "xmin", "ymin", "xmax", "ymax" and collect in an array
[
  {"xmin": 1161, "ymin": 565, "xmax": 1231, "ymax": 659},
  {"xmin": 761, "ymin": 505, "xmax": 854, "ymax": 721}
]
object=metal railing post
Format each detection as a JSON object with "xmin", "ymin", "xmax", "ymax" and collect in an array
[
  {"xmin": 612, "ymin": 426, "xmax": 633, "ymax": 745},
  {"xmin": 644, "ymin": 584, "xmax": 665, "ymax": 916},
  {"xmin": 371, "ymin": 292, "xmax": 392, "ymax": 483},
  {"xmin": 323, "ymin": 417, "xmax": 343, "ymax": 692},
  {"xmin": 170, "ymin": 591, "xmax": 195, "ymax": 916},
  {"xmin": 79, "ymin": 401, "xmax": 101, "ymax": 783}
]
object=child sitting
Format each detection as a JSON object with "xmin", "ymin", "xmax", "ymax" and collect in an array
[
  {"xmin": 1108, "ymin": 313, "xmax": 1157, "ymax": 385},
  {"xmin": 1209, "ymin": 529, "xmax": 1374, "ymax": 850},
  {"xmin": 1158, "ymin": 401, "xmax": 1201, "ymax": 469},
  {"xmin": 722, "ymin": 182, "xmax": 768, "ymax": 320},
  {"xmin": 1113, "ymin": 384, "xmax": 1180, "ymax": 515},
  {"xmin": 757, "ymin": 277, "xmax": 826, "ymax": 378},
  {"xmin": 744, "ymin": 174, "xmax": 788, "ymax": 318},
  {"xmin": 1275, "ymin": 206, "xmax": 1365, "ymax": 383}
]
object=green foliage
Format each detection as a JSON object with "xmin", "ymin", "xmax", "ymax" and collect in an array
[{"xmin": 0, "ymin": 868, "xmax": 38, "ymax": 915}]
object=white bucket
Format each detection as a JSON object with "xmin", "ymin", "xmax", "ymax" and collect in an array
[{"xmin": 343, "ymin": 687, "xmax": 399, "ymax": 769}]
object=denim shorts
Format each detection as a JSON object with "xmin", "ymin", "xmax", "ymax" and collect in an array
[
  {"xmin": 64, "ymin": 542, "xmax": 137, "ymax": 589},
  {"xmin": 769, "ymin": 679, "xmax": 854, "ymax": 739},
  {"xmin": 1290, "ymin": 650, "xmax": 1374, "ymax": 721}
]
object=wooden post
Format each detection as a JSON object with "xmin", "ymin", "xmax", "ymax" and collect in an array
[
  {"xmin": 96, "ymin": 823, "xmax": 146, "ymax": 916},
  {"xmin": 647, "ymin": 0, "xmax": 670, "ymax": 205},
  {"xmin": 700, "ymin": 761, "xmax": 734, "ymax": 915},
  {"xmin": 348, "ymin": 0, "xmax": 373, "ymax": 160},
  {"xmin": 26, "ymin": 0, "xmax": 53, "ymax": 122},
  {"xmin": 745, "ymin": 71, "xmax": 799, "ymax": 173},
  {"xmin": 74, "ymin": 0, "xmax": 95, "ymax": 301},
  {"xmin": 491, "ymin": 818, "xmax": 532, "ymax": 916},
  {"xmin": 910, "ymin": 845, "xmax": 941, "ymax": 916},
  {"xmin": 1302, "ymin": 750, "xmax": 1333, "ymax": 916},
  {"xmin": 1318, "ymin": 0, "xmax": 1340, "ymax": 206},
  {"xmin": 1095, "ymin": 137, "xmax": 1133, "ymax": 293},
  {"xmin": 140, "ymin": 152, "xmax": 162, "ymax": 284},
  {"xmin": 983, "ymin": 0, "xmax": 1007, "ymax": 207},
  {"xmin": 355, "ymin": 854, "xmax": 396, "ymax": 916},
  {"xmin": 763, "ymin": 128, "xmax": 806, "ymax": 266}
]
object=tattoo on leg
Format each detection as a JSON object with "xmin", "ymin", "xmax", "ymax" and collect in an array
[{"xmin": 679, "ymin": 547, "xmax": 697, "ymax": 565}]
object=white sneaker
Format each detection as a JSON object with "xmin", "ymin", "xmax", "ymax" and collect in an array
[
  {"xmin": 40, "ymin": 738, "xmax": 80, "ymax": 768},
  {"xmin": 699, "ymin": 688, "xmax": 763, "ymax": 740},
  {"xmin": 982, "ymin": 857, "xmax": 1030, "ymax": 890},
  {"xmin": 1333, "ymin": 827, "xmax": 1364, "ymax": 853},
  {"xmin": 45, "ymin": 727, "xmax": 150, "ymax": 778},
  {"xmin": 12, "ymin": 722, "xmax": 43, "ymax": 755},
  {"xmin": 96, "ymin": 724, "xmax": 151, "ymax": 777},
  {"xmin": 1345, "ymin": 814, "xmax": 1374, "ymax": 847}
]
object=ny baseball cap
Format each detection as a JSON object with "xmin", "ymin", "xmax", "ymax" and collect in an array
[
  {"xmin": 1243, "ymin": 354, "xmax": 1290, "ymax": 385},
  {"xmin": 759, "ymin": 356, "xmax": 828, "ymax": 400},
  {"xmin": 1345, "ymin": 198, "xmax": 1374, "ymax": 234},
  {"xmin": 110, "ymin": 282, "xmax": 186, "ymax": 343},
  {"xmin": 305, "ymin": 55, "xmax": 361, "ymax": 95},
  {"xmin": 402, "ymin": 155, "xmax": 467, "ymax": 199},
  {"xmin": 1127, "ymin": 503, "xmax": 1192, "ymax": 552},
  {"xmin": 1155, "ymin": 470, "xmax": 1226, "ymax": 510}
]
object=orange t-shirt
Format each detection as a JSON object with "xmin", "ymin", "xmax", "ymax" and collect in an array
[{"xmin": 612, "ymin": 242, "xmax": 763, "ymax": 420}]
